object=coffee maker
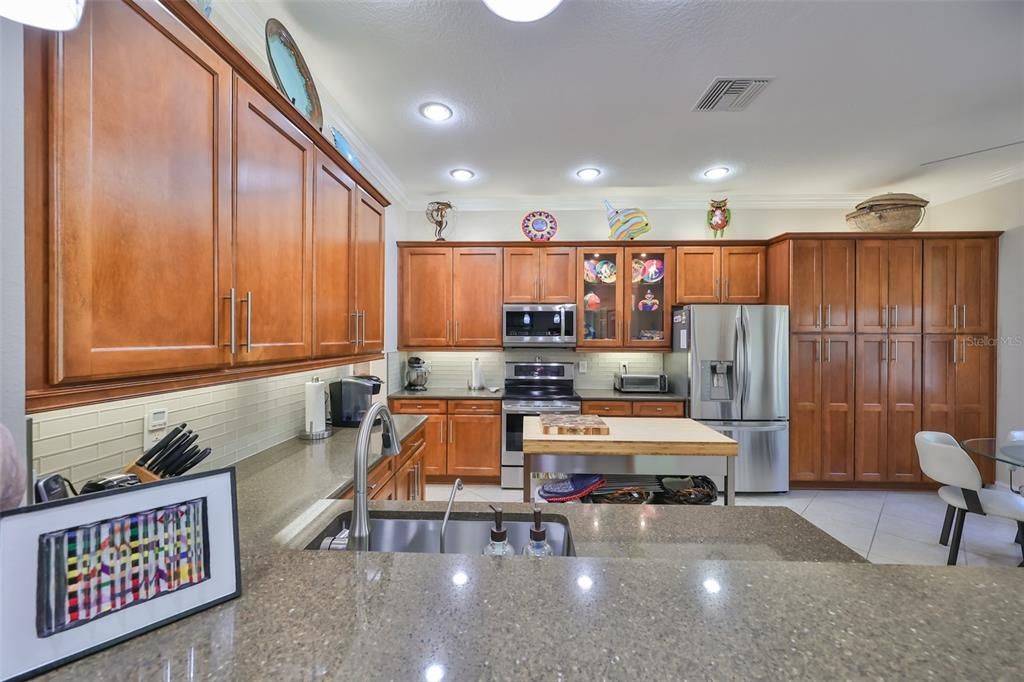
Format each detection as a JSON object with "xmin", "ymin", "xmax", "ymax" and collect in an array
[{"xmin": 329, "ymin": 375, "xmax": 383, "ymax": 427}]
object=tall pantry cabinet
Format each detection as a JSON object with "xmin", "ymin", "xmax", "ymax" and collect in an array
[{"xmin": 777, "ymin": 234, "xmax": 999, "ymax": 486}]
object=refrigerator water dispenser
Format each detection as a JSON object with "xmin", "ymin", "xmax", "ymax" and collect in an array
[{"xmin": 700, "ymin": 361, "xmax": 735, "ymax": 401}]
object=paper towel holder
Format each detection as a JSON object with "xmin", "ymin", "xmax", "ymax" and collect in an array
[{"xmin": 299, "ymin": 376, "xmax": 335, "ymax": 441}]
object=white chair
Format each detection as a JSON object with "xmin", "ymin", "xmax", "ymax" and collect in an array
[{"xmin": 915, "ymin": 431, "xmax": 1024, "ymax": 566}]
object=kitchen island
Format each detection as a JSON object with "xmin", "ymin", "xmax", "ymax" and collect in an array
[
  {"xmin": 34, "ymin": 420, "xmax": 1024, "ymax": 681},
  {"xmin": 522, "ymin": 416, "xmax": 739, "ymax": 504}
]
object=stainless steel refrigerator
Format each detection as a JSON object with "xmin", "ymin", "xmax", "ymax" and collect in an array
[{"xmin": 665, "ymin": 305, "xmax": 790, "ymax": 493}]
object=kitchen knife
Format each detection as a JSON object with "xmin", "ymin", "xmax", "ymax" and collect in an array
[
  {"xmin": 145, "ymin": 429, "xmax": 192, "ymax": 473},
  {"xmin": 173, "ymin": 448, "xmax": 211, "ymax": 476},
  {"xmin": 150, "ymin": 432, "xmax": 197, "ymax": 475},
  {"xmin": 161, "ymin": 444, "xmax": 199, "ymax": 477},
  {"xmin": 136, "ymin": 424, "xmax": 186, "ymax": 468}
]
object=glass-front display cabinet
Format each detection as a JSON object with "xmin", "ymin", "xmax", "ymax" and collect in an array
[
  {"xmin": 578, "ymin": 248, "xmax": 624, "ymax": 347},
  {"xmin": 624, "ymin": 246, "xmax": 673, "ymax": 348}
]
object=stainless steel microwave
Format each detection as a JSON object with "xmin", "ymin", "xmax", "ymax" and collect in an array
[{"xmin": 502, "ymin": 304, "xmax": 576, "ymax": 347}]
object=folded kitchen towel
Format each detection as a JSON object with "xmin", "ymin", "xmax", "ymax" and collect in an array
[{"xmin": 539, "ymin": 474, "xmax": 605, "ymax": 502}]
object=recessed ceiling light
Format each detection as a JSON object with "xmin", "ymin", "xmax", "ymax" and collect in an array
[
  {"xmin": 703, "ymin": 166, "xmax": 731, "ymax": 179},
  {"xmin": 450, "ymin": 168, "xmax": 475, "ymax": 181},
  {"xmin": 576, "ymin": 167, "xmax": 602, "ymax": 181},
  {"xmin": 419, "ymin": 102, "xmax": 453, "ymax": 122},
  {"xmin": 0, "ymin": 0, "xmax": 84, "ymax": 30},
  {"xmin": 482, "ymin": 0, "xmax": 563, "ymax": 22}
]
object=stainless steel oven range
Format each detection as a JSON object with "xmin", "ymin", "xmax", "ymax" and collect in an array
[{"xmin": 501, "ymin": 361, "xmax": 580, "ymax": 489}]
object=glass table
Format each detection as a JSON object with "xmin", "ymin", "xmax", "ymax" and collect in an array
[{"xmin": 962, "ymin": 438, "xmax": 1024, "ymax": 494}]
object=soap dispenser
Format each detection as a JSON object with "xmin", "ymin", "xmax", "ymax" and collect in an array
[
  {"xmin": 522, "ymin": 507, "xmax": 553, "ymax": 557},
  {"xmin": 483, "ymin": 505, "xmax": 515, "ymax": 556}
]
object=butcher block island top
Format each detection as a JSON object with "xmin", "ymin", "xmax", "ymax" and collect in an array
[{"xmin": 523, "ymin": 417, "xmax": 738, "ymax": 456}]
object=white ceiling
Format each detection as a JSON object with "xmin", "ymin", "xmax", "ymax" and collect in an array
[{"xmin": 269, "ymin": 0, "xmax": 1024, "ymax": 208}]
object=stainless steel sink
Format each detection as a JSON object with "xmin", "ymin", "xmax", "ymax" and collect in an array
[{"xmin": 307, "ymin": 512, "xmax": 575, "ymax": 556}]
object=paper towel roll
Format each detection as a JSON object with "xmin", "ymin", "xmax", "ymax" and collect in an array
[
  {"xmin": 469, "ymin": 357, "xmax": 483, "ymax": 390},
  {"xmin": 304, "ymin": 379, "xmax": 327, "ymax": 433}
]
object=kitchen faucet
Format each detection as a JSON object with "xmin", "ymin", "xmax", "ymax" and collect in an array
[
  {"xmin": 348, "ymin": 401, "xmax": 402, "ymax": 551},
  {"xmin": 440, "ymin": 479, "xmax": 463, "ymax": 553}
]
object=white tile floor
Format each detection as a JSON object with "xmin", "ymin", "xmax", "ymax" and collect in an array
[{"xmin": 425, "ymin": 484, "xmax": 1024, "ymax": 567}]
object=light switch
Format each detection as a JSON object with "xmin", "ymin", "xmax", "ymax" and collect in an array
[{"xmin": 578, "ymin": 360, "xmax": 588, "ymax": 374}]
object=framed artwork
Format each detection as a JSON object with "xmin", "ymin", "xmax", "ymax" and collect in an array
[{"xmin": 0, "ymin": 469, "xmax": 241, "ymax": 681}]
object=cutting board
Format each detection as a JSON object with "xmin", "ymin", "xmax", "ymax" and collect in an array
[{"xmin": 540, "ymin": 414, "xmax": 610, "ymax": 435}]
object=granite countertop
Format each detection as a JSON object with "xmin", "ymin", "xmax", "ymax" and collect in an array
[
  {"xmin": 576, "ymin": 388, "xmax": 688, "ymax": 402},
  {"xmin": 231, "ymin": 413, "xmax": 426, "ymax": 545},
  {"xmin": 389, "ymin": 387, "xmax": 503, "ymax": 400},
  {"xmin": 37, "ymin": 414, "xmax": 1024, "ymax": 680}
]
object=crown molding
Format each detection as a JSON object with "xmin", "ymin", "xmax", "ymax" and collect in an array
[
  {"xmin": 206, "ymin": 1, "xmax": 410, "ymax": 208},
  {"xmin": 425, "ymin": 193, "xmax": 872, "ymax": 212}
]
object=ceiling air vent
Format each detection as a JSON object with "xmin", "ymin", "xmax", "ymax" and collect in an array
[{"xmin": 693, "ymin": 78, "xmax": 772, "ymax": 112}]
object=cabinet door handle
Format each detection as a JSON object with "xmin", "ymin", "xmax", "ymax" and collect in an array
[
  {"xmin": 882, "ymin": 305, "xmax": 888, "ymax": 330},
  {"xmin": 826, "ymin": 338, "xmax": 832, "ymax": 363},
  {"xmin": 962, "ymin": 337, "xmax": 967, "ymax": 363},
  {"xmin": 952, "ymin": 337, "xmax": 957, "ymax": 364},
  {"xmin": 446, "ymin": 319, "xmax": 451, "ymax": 343},
  {"xmin": 816, "ymin": 336, "xmax": 821, "ymax": 361},
  {"xmin": 725, "ymin": 278, "xmax": 730, "ymax": 300},
  {"xmin": 825, "ymin": 304, "xmax": 832, "ymax": 329},
  {"xmin": 351, "ymin": 312, "xmax": 359, "ymax": 349},
  {"xmin": 892, "ymin": 304, "xmax": 899, "ymax": 328},
  {"xmin": 225, "ymin": 288, "xmax": 236, "ymax": 353},
  {"xmin": 449, "ymin": 422, "xmax": 454, "ymax": 445},
  {"xmin": 816, "ymin": 304, "xmax": 822, "ymax": 329},
  {"xmin": 714, "ymin": 277, "xmax": 720, "ymax": 299},
  {"xmin": 455, "ymin": 319, "xmax": 460, "ymax": 342},
  {"xmin": 359, "ymin": 310, "xmax": 365, "ymax": 346},
  {"xmin": 892, "ymin": 339, "xmax": 898, "ymax": 364},
  {"xmin": 961, "ymin": 304, "xmax": 967, "ymax": 329},
  {"xmin": 243, "ymin": 291, "xmax": 253, "ymax": 352},
  {"xmin": 881, "ymin": 339, "xmax": 887, "ymax": 362},
  {"xmin": 952, "ymin": 304, "xmax": 958, "ymax": 331}
]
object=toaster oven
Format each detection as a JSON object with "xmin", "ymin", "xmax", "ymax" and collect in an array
[{"xmin": 613, "ymin": 372, "xmax": 669, "ymax": 393}]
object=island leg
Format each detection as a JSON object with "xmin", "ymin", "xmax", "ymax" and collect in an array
[
  {"xmin": 523, "ymin": 455, "xmax": 532, "ymax": 503},
  {"xmin": 725, "ymin": 456, "xmax": 736, "ymax": 506}
]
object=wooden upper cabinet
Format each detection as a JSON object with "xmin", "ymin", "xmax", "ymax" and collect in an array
[
  {"xmin": 503, "ymin": 248, "xmax": 541, "ymax": 303},
  {"xmin": 955, "ymin": 239, "xmax": 996, "ymax": 334},
  {"xmin": 353, "ymin": 190, "xmax": 386, "ymax": 353},
  {"xmin": 676, "ymin": 247, "xmax": 721, "ymax": 303},
  {"xmin": 578, "ymin": 248, "xmax": 625, "ymax": 347},
  {"xmin": 887, "ymin": 240, "xmax": 922, "ymax": 333},
  {"xmin": 51, "ymin": 0, "xmax": 234, "ymax": 382},
  {"xmin": 789, "ymin": 241, "xmax": 823, "ymax": 333},
  {"xmin": 624, "ymin": 246, "xmax": 673, "ymax": 348},
  {"xmin": 923, "ymin": 240, "xmax": 958, "ymax": 334},
  {"xmin": 400, "ymin": 248, "xmax": 452, "ymax": 347},
  {"xmin": 821, "ymin": 335, "xmax": 855, "ymax": 481},
  {"xmin": 234, "ymin": 76, "xmax": 314, "ymax": 365},
  {"xmin": 856, "ymin": 239, "xmax": 921, "ymax": 333},
  {"xmin": 856, "ymin": 241, "xmax": 890, "ymax": 334},
  {"xmin": 721, "ymin": 246, "xmax": 766, "ymax": 303},
  {"xmin": 312, "ymin": 151, "xmax": 355, "ymax": 358},
  {"xmin": 821, "ymin": 240, "xmax": 856, "ymax": 332},
  {"xmin": 452, "ymin": 248, "xmax": 503, "ymax": 346},
  {"xmin": 538, "ymin": 247, "xmax": 577, "ymax": 303},
  {"xmin": 789, "ymin": 335, "xmax": 822, "ymax": 481},
  {"xmin": 504, "ymin": 247, "xmax": 576, "ymax": 303}
]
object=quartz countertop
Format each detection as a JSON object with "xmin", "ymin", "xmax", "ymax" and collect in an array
[
  {"xmin": 389, "ymin": 387, "xmax": 503, "ymax": 400},
  {"xmin": 37, "ymin": 414, "xmax": 1024, "ymax": 680},
  {"xmin": 576, "ymin": 388, "xmax": 687, "ymax": 402}
]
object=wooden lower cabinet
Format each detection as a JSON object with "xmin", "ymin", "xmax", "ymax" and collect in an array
[
  {"xmin": 582, "ymin": 401, "xmax": 633, "ymax": 417},
  {"xmin": 581, "ymin": 401, "xmax": 686, "ymax": 417},
  {"xmin": 394, "ymin": 441, "xmax": 427, "ymax": 502},
  {"xmin": 421, "ymin": 415, "xmax": 447, "ymax": 477},
  {"xmin": 447, "ymin": 414, "xmax": 501, "ymax": 477},
  {"xmin": 854, "ymin": 334, "xmax": 922, "ymax": 482},
  {"xmin": 789, "ymin": 335, "xmax": 855, "ymax": 482},
  {"xmin": 389, "ymin": 399, "xmax": 502, "ymax": 480},
  {"xmin": 923, "ymin": 335, "xmax": 995, "ymax": 481}
]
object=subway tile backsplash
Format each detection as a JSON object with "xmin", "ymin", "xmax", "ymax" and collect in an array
[
  {"xmin": 390, "ymin": 351, "xmax": 665, "ymax": 390},
  {"xmin": 31, "ymin": 360, "xmax": 386, "ymax": 488}
]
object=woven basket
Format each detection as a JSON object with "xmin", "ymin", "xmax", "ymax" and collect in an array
[{"xmin": 846, "ymin": 193, "xmax": 928, "ymax": 233}]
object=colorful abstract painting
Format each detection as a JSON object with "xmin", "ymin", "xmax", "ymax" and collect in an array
[{"xmin": 36, "ymin": 498, "xmax": 209, "ymax": 637}]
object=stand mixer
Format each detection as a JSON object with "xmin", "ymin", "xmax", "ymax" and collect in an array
[{"xmin": 404, "ymin": 356, "xmax": 431, "ymax": 391}]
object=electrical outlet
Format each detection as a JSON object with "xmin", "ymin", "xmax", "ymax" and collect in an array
[
  {"xmin": 578, "ymin": 360, "xmax": 588, "ymax": 374},
  {"xmin": 144, "ymin": 408, "xmax": 169, "ymax": 450}
]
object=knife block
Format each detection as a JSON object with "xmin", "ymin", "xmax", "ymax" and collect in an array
[{"xmin": 123, "ymin": 464, "xmax": 161, "ymax": 483}]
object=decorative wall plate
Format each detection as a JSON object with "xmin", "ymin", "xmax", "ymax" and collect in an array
[
  {"xmin": 330, "ymin": 127, "xmax": 361, "ymax": 169},
  {"xmin": 521, "ymin": 211, "xmax": 558, "ymax": 241},
  {"xmin": 595, "ymin": 260, "xmax": 617, "ymax": 283},
  {"xmin": 583, "ymin": 260, "xmax": 599, "ymax": 283},
  {"xmin": 265, "ymin": 19, "xmax": 323, "ymax": 129},
  {"xmin": 641, "ymin": 258, "xmax": 665, "ymax": 283},
  {"xmin": 631, "ymin": 259, "xmax": 645, "ymax": 283}
]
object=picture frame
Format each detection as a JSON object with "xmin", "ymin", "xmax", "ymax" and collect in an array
[{"xmin": 0, "ymin": 469, "xmax": 241, "ymax": 681}]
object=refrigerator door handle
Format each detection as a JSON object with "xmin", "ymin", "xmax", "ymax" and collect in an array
[
  {"xmin": 741, "ymin": 306, "xmax": 752, "ymax": 410},
  {"xmin": 734, "ymin": 311, "xmax": 746, "ymax": 416}
]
